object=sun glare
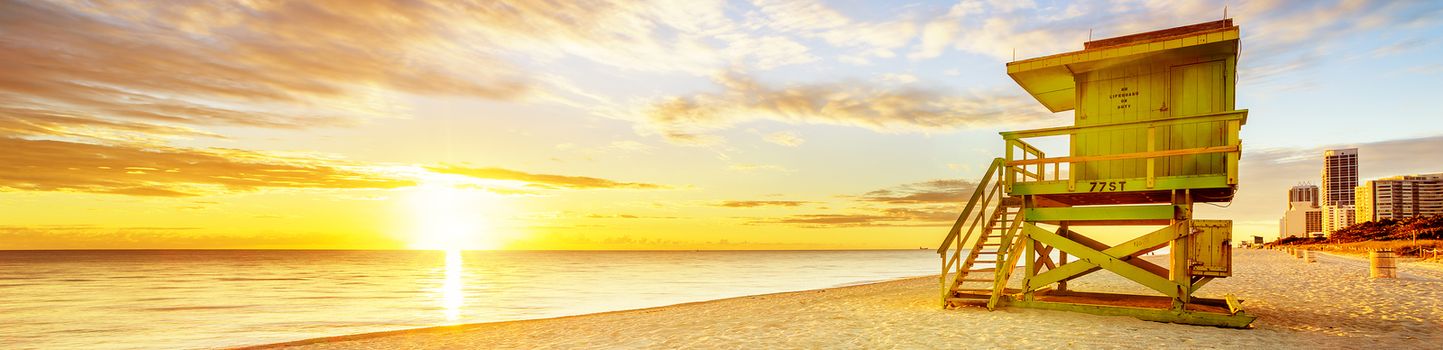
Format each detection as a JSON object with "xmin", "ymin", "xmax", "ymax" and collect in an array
[{"xmin": 406, "ymin": 176, "xmax": 499, "ymax": 250}]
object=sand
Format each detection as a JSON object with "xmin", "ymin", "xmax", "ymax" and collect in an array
[{"xmin": 242, "ymin": 250, "xmax": 1443, "ymax": 349}]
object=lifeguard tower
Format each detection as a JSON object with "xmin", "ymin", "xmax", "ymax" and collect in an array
[{"xmin": 936, "ymin": 20, "xmax": 1254, "ymax": 328}]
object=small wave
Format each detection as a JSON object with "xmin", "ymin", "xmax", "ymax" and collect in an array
[
  {"xmin": 216, "ymin": 277, "xmax": 308, "ymax": 281},
  {"xmin": 144, "ymin": 305, "xmax": 251, "ymax": 312},
  {"xmin": 132, "ymin": 297, "xmax": 178, "ymax": 302},
  {"xmin": 285, "ymin": 295, "xmax": 343, "ymax": 300}
]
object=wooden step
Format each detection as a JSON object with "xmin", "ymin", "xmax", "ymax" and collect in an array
[
  {"xmin": 946, "ymin": 297, "xmax": 988, "ymax": 304},
  {"xmin": 965, "ymin": 268, "xmax": 996, "ymax": 273},
  {"xmin": 952, "ymin": 288, "xmax": 995, "ymax": 292},
  {"xmin": 974, "ymin": 260, "xmax": 997, "ymax": 263},
  {"xmin": 957, "ymin": 278, "xmax": 993, "ymax": 282}
]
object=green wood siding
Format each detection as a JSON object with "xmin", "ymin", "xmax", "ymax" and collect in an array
[{"xmin": 1071, "ymin": 55, "xmax": 1235, "ymax": 182}]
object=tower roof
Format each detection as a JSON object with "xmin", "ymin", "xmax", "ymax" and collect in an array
[{"xmin": 1005, "ymin": 19, "xmax": 1240, "ymax": 112}]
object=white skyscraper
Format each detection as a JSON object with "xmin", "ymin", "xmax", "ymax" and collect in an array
[{"xmin": 1320, "ymin": 148, "xmax": 1358, "ymax": 236}]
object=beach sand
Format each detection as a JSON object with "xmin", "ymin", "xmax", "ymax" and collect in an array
[{"xmin": 243, "ymin": 250, "xmax": 1443, "ymax": 349}]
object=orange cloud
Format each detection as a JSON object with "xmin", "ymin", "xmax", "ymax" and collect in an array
[
  {"xmin": 641, "ymin": 73, "xmax": 1054, "ymax": 144},
  {"xmin": 0, "ymin": 0, "xmax": 533, "ymax": 141},
  {"xmin": 426, "ymin": 165, "xmax": 667, "ymax": 190},
  {"xmin": 715, "ymin": 200, "xmax": 812, "ymax": 208},
  {"xmin": 747, "ymin": 178, "xmax": 972, "ymax": 227},
  {"xmin": 859, "ymin": 179, "xmax": 976, "ymax": 204},
  {"xmin": 0, "ymin": 138, "xmax": 414, "ymax": 197}
]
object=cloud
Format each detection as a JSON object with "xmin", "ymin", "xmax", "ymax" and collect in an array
[
  {"xmin": 0, "ymin": 138, "xmax": 414, "ymax": 197},
  {"xmin": 751, "ymin": 209, "xmax": 954, "ymax": 228},
  {"xmin": 728, "ymin": 163, "xmax": 795, "ymax": 173},
  {"xmin": 1107, "ymin": 1, "xmax": 1443, "ymax": 85},
  {"xmin": 759, "ymin": 214, "xmax": 905, "ymax": 226},
  {"xmin": 456, "ymin": 0, "xmax": 821, "ymax": 74},
  {"xmin": 584, "ymin": 214, "xmax": 678, "ymax": 219},
  {"xmin": 859, "ymin": 179, "xmax": 977, "ymax": 204},
  {"xmin": 716, "ymin": 200, "xmax": 812, "ymax": 208},
  {"xmin": 639, "ymin": 72, "xmax": 1054, "ymax": 143},
  {"xmin": 1199, "ymin": 134, "xmax": 1443, "ymax": 236},
  {"xmin": 0, "ymin": 225, "xmax": 401, "ymax": 249},
  {"xmin": 749, "ymin": 0, "xmax": 918, "ymax": 61},
  {"xmin": 763, "ymin": 131, "xmax": 806, "ymax": 147},
  {"xmin": 0, "ymin": 0, "xmax": 851, "ymax": 149},
  {"xmin": 426, "ymin": 165, "xmax": 667, "ymax": 190},
  {"xmin": 1406, "ymin": 64, "xmax": 1443, "ymax": 75},
  {"xmin": 749, "ymin": 178, "xmax": 970, "ymax": 227},
  {"xmin": 0, "ymin": 1, "xmax": 539, "ymax": 141},
  {"xmin": 905, "ymin": 0, "xmax": 1443, "ymax": 87},
  {"xmin": 609, "ymin": 140, "xmax": 653, "ymax": 152},
  {"xmin": 910, "ymin": 0, "xmax": 1084, "ymax": 60}
]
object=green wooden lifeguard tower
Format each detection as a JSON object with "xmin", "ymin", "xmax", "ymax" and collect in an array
[{"xmin": 936, "ymin": 19, "xmax": 1254, "ymax": 328}]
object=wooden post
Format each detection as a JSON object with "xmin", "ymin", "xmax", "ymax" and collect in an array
[
  {"xmin": 1370, "ymin": 249, "xmax": 1396, "ymax": 278},
  {"xmin": 1005, "ymin": 140, "xmax": 1015, "ymax": 191},
  {"xmin": 1024, "ymin": 229, "xmax": 1036, "ymax": 301},
  {"xmin": 1225, "ymin": 120, "xmax": 1240, "ymax": 185},
  {"xmin": 1146, "ymin": 127, "xmax": 1156, "ymax": 188},
  {"xmin": 1057, "ymin": 224, "xmax": 1069, "ymax": 292},
  {"xmin": 1169, "ymin": 190, "xmax": 1193, "ymax": 310}
]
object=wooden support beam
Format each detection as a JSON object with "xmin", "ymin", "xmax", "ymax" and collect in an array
[
  {"xmin": 1189, "ymin": 276, "xmax": 1214, "ymax": 294},
  {"xmin": 1000, "ymin": 297, "xmax": 1257, "ymax": 328},
  {"xmin": 1025, "ymin": 205, "xmax": 1175, "ymax": 222},
  {"xmin": 1060, "ymin": 229, "xmax": 1171, "ymax": 277},
  {"xmin": 1007, "ymin": 145, "xmax": 1239, "ymax": 167},
  {"xmin": 1025, "ymin": 223, "xmax": 1190, "ymax": 297},
  {"xmin": 1010, "ymin": 174, "xmax": 1232, "ymax": 196},
  {"xmin": 1037, "ymin": 244, "xmax": 1056, "ymax": 270},
  {"xmin": 1028, "ymin": 234, "xmax": 1168, "ymax": 289}
]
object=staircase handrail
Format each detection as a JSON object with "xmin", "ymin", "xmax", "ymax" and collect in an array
[{"xmin": 937, "ymin": 157, "xmax": 1005, "ymax": 255}]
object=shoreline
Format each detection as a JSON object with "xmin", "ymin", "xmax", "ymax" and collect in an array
[
  {"xmin": 234, "ymin": 275, "xmax": 933, "ymax": 350},
  {"xmin": 241, "ymin": 250, "xmax": 1443, "ymax": 349}
]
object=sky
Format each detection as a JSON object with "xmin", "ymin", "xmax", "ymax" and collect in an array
[{"xmin": 2, "ymin": 0, "xmax": 1442, "ymax": 250}]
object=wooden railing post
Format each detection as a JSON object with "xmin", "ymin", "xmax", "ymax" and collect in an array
[
  {"xmin": 1147, "ymin": 126, "xmax": 1156, "ymax": 188},
  {"xmin": 1005, "ymin": 140, "xmax": 1016, "ymax": 190},
  {"xmin": 1225, "ymin": 120, "xmax": 1240, "ymax": 185}
]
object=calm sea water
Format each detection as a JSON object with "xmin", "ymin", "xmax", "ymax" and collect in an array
[{"xmin": 0, "ymin": 250, "xmax": 938, "ymax": 349}]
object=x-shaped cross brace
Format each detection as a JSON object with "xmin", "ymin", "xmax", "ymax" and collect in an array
[{"xmin": 1023, "ymin": 221, "xmax": 1195, "ymax": 298}]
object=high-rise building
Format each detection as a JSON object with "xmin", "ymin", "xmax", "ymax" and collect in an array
[
  {"xmin": 1356, "ymin": 173, "xmax": 1443, "ymax": 222},
  {"xmin": 1288, "ymin": 184, "xmax": 1319, "ymax": 207},
  {"xmin": 1280, "ymin": 184, "xmax": 1323, "ymax": 239},
  {"xmin": 1321, "ymin": 148, "xmax": 1358, "ymax": 207},
  {"xmin": 1322, "ymin": 205, "xmax": 1355, "ymax": 236},
  {"xmin": 1320, "ymin": 148, "xmax": 1358, "ymax": 236}
]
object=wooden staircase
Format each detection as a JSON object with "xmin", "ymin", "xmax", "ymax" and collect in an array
[
  {"xmin": 945, "ymin": 199, "xmax": 1024, "ymax": 309},
  {"xmin": 937, "ymin": 158, "xmax": 1029, "ymax": 310}
]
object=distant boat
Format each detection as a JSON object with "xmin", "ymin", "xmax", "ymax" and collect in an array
[{"xmin": 919, "ymin": 247, "xmax": 928, "ymax": 250}]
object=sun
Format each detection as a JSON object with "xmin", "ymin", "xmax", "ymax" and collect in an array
[{"xmin": 405, "ymin": 176, "xmax": 499, "ymax": 250}]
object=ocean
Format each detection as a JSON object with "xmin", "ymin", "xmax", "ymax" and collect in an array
[{"xmin": 0, "ymin": 249, "xmax": 939, "ymax": 349}]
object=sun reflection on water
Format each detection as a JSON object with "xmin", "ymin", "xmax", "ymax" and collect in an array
[{"xmin": 441, "ymin": 249, "xmax": 463, "ymax": 322}]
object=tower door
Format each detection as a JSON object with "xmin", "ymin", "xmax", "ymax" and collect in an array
[{"xmin": 1159, "ymin": 61, "xmax": 1228, "ymax": 177}]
